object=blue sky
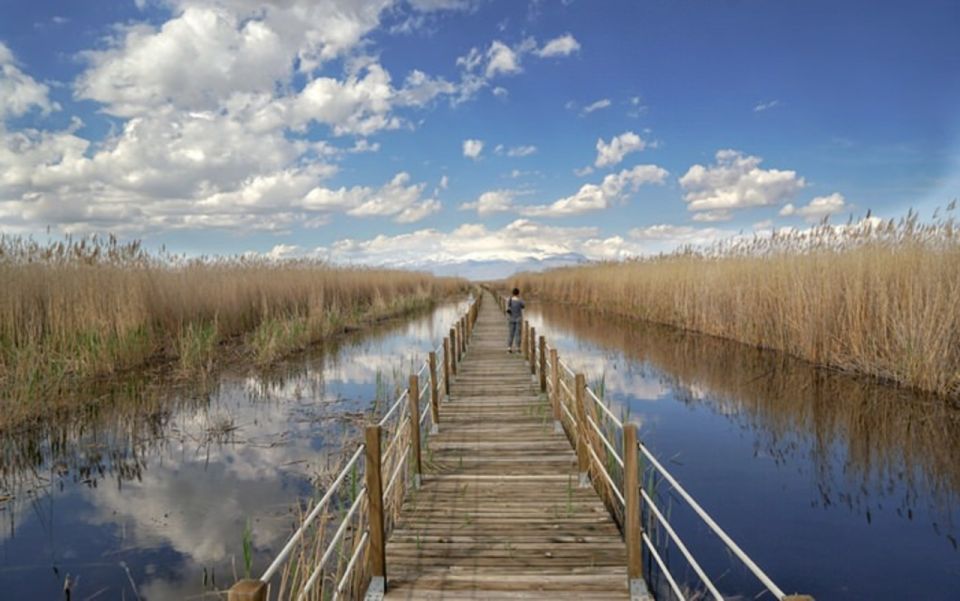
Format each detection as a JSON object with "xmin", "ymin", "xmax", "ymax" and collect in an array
[{"xmin": 1, "ymin": 0, "xmax": 958, "ymax": 276}]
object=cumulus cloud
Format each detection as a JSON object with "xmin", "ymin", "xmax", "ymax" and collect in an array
[
  {"xmin": 679, "ymin": 149, "xmax": 805, "ymax": 215},
  {"xmin": 780, "ymin": 193, "xmax": 849, "ymax": 221},
  {"xmin": 462, "ymin": 138, "xmax": 484, "ymax": 160},
  {"xmin": 454, "ymin": 34, "xmax": 580, "ymax": 102},
  {"xmin": 594, "ymin": 131, "xmax": 647, "ymax": 168},
  {"xmin": 0, "ymin": 42, "xmax": 58, "ymax": 120},
  {"xmin": 459, "ymin": 189, "xmax": 521, "ymax": 215},
  {"xmin": 535, "ymin": 33, "xmax": 581, "ymax": 57},
  {"xmin": 521, "ymin": 164, "xmax": 668, "ymax": 217},
  {"xmin": 325, "ymin": 219, "xmax": 638, "ymax": 266}
]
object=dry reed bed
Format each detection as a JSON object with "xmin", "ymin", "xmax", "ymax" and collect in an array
[
  {"xmin": 515, "ymin": 211, "xmax": 960, "ymax": 398},
  {"xmin": 0, "ymin": 234, "xmax": 465, "ymax": 422}
]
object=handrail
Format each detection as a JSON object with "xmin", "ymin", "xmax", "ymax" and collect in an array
[
  {"xmin": 638, "ymin": 441, "xmax": 788, "ymax": 599},
  {"xmin": 298, "ymin": 487, "xmax": 368, "ymax": 600},
  {"xmin": 641, "ymin": 487, "xmax": 723, "ymax": 600},
  {"xmin": 587, "ymin": 386, "xmax": 624, "ymax": 429},
  {"xmin": 514, "ymin": 294, "xmax": 799, "ymax": 601},
  {"xmin": 259, "ymin": 443, "xmax": 365, "ymax": 583},
  {"xmin": 585, "ymin": 413, "xmax": 624, "ymax": 469},
  {"xmin": 377, "ymin": 389, "xmax": 409, "ymax": 427},
  {"xmin": 238, "ymin": 291, "xmax": 482, "ymax": 600},
  {"xmin": 643, "ymin": 531, "xmax": 686, "ymax": 600},
  {"xmin": 333, "ymin": 531, "xmax": 369, "ymax": 600}
]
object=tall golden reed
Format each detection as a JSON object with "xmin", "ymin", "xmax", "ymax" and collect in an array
[
  {"xmin": 513, "ymin": 210, "xmax": 960, "ymax": 398},
  {"xmin": 0, "ymin": 234, "xmax": 465, "ymax": 413}
]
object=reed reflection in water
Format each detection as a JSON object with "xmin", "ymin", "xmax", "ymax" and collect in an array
[
  {"xmin": 526, "ymin": 302, "xmax": 960, "ymax": 600},
  {"xmin": 0, "ymin": 299, "xmax": 470, "ymax": 600}
]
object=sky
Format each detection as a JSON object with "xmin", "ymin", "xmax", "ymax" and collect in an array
[{"xmin": 1, "ymin": 0, "xmax": 958, "ymax": 278}]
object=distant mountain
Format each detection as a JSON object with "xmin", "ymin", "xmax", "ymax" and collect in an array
[{"xmin": 420, "ymin": 253, "xmax": 589, "ymax": 280}]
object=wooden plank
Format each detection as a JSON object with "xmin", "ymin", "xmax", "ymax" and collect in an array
[{"xmin": 382, "ymin": 292, "xmax": 629, "ymax": 599}]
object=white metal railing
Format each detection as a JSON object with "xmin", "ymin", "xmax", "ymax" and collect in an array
[
  {"xmin": 505, "ymin": 291, "xmax": 798, "ymax": 601},
  {"xmin": 238, "ymin": 293, "xmax": 482, "ymax": 600}
]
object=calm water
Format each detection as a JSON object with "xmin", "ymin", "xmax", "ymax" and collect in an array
[
  {"xmin": 0, "ymin": 300, "xmax": 471, "ymax": 600},
  {"xmin": 524, "ymin": 304, "xmax": 960, "ymax": 600},
  {"xmin": 3, "ymin": 298, "xmax": 958, "ymax": 599}
]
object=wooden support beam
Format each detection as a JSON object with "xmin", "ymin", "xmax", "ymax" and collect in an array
[
  {"xmin": 364, "ymin": 425, "xmax": 387, "ymax": 587},
  {"xmin": 574, "ymin": 373, "xmax": 589, "ymax": 487},
  {"xmin": 227, "ymin": 580, "xmax": 267, "ymax": 601},
  {"xmin": 550, "ymin": 348, "xmax": 560, "ymax": 423},
  {"xmin": 429, "ymin": 351, "xmax": 440, "ymax": 433},
  {"xmin": 539, "ymin": 336, "xmax": 547, "ymax": 392},
  {"xmin": 442, "ymin": 338, "xmax": 451, "ymax": 396},
  {"xmin": 529, "ymin": 326, "xmax": 537, "ymax": 375},
  {"xmin": 624, "ymin": 424, "xmax": 642, "ymax": 587},
  {"xmin": 408, "ymin": 374, "xmax": 422, "ymax": 487},
  {"xmin": 449, "ymin": 327, "xmax": 457, "ymax": 376},
  {"xmin": 521, "ymin": 320, "xmax": 529, "ymax": 358}
]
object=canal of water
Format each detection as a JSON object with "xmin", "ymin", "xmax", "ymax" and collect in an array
[{"xmin": 2, "ymin": 296, "xmax": 957, "ymax": 599}]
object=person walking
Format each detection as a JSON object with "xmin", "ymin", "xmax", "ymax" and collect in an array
[{"xmin": 505, "ymin": 287, "xmax": 525, "ymax": 353}]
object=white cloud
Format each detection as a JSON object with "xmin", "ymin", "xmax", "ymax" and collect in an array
[
  {"xmin": 679, "ymin": 149, "xmax": 805, "ymax": 214},
  {"xmin": 485, "ymin": 40, "xmax": 521, "ymax": 77},
  {"xmin": 459, "ymin": 189, "xmax": 521, "ymax": 215},
  {"xmin": 754, "ymin": 99, "xmax": 780, "ymax": 112},
  {"xmin": 325, "ymin": 219, "xmax": 635, "ymax": 266},
  {"xmin": 492, "ymin": 86, "xmax": 509, "ymax": 98},
  {"xmin": 779, "ymin": 193, "xmax": 849, "ymax": 221},
  {"xmin": 535, "ymin": 33, "xmax": 581, "ymax": 57},
  {"xmin": 573, "ymin": 165, "xmax": 594, "ymax": 177},
  {"xmin": 594, "ymin": 131, "xmax": 647, "ymax": 168},
  {"xmin": 581, "ymin": 98, "xmax": 611, "ymax": 114},
  {"xmin": 507, "ymin": 144, "xmax": 537, "ymax": 157},
  {"xmin": 521, "ymin": 164, "xmax": 668, "ymax": 217},
  {"xmin": 0, "ymin": 42, "xmax": 58, "ymax": 120},
  {"xmin": 462, "ymin": 138, "xmax": 484, "ymax": 160},
  {"xmin": 691, "ymin": 210, "xmax": 732, "ymax": 222}
]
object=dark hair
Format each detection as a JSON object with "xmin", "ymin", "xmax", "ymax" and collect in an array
[{"xmin": 512, "ymin": 288, "xmax": 520, "ymax": 295}]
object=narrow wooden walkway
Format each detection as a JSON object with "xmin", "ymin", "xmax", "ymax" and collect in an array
[{"xmin": 383, "ymin": 294, "xmax": 628, "ymax": 599}]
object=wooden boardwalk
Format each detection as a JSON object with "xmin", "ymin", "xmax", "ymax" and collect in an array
[{"xmin": 383, "ymin": 294, "xmax": 629, "ymax": 599}]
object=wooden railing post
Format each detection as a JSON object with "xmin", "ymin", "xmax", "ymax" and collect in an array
[
  {"xmin": 408, "ymin": 374, "xmax": 422, "ymax": 488},
  {"xmin": 550, "ymin": 349, "xmax": 561, "ymax": 432},
  {"xmin": 538, "ymin": 336, "xmax": 547, "ymax": 392},
  {"xmin": 457, "ymin": 320, "xmax": 464, "ymax": 360},
  {"xmin": 364, "ymin": 425, "xmax": 387, "ymax": 592},
  {"xmin": 529, "ymin": 326, "xmax": 537, "ymax": 375},
  {"xmin": 521, "ymin": 320, "xmax": 529, "ymax": 357},
  {"xmin": 449, "ymin": 327, "xmax": 457, "ymax": 376},
  {"xmin": 443, "ymin": 337, "xmax": 451, "ymax": 395},
  {"xmin": 429, "ymin": 351, "xmax": 440, "ymax": 434},
  {"xmin": 574, "ymin": 373, "xmax": 590, "ymax": 487},
  {"xmin": 624, "ymin": 424, "xmax": 642, "ymax": 594},
  {"xmin": 227, "ymin": 580, "xmax": 267, "ymax": 601}
]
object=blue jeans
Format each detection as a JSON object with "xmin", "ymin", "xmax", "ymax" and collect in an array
[{"xmin": 507, "ymin": 320, "xmax": 522, "ymax": 348}]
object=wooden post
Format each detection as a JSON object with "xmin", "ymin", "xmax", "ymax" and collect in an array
[
  {"xmin": 443, "ymin": 338, "xmax": 451, "ymax": 396},
  {"xmin": 408, "ymin": 374, "xmax": 422, "ymax": 487},
  {"xmin": 429, "ymin": 351, "xmax": 440, "ymax": 433},
  {"xmin": 227, "ymin": 580, "xmax": 267, "ymax": 601},
  {"xmin": 364, "ymin": 425, "xmax": 387, "ymax": 589},
  {"xmin": 529, "ymin": 326, "xmax": 537, "ymax": 375},
  {"xmin": 575, "ymin": 373, "xmax": 589, "ymax": 487},
  {"xmin": 550, "ymin": 349, "xmax": 561, "ymax": 427},
  {"xmin": 449, "ymin": 327, "xmax": 457, "ymax": 376},
  {"xmin": 460, "ymin": 317, "xmax": 467, "ymax": 351},
  {"xmin": 521, "ymin": 320, "xmax": 528, "ymax": 357},
  {"xmin": 624, "ymin": 423, "xmax": 642, "ymax": 591},
  {"xmin": 539, "ymin": 336, "xmax": 547, "ymax": 392}
]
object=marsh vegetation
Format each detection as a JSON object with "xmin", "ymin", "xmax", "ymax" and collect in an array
[
  {"xmin": 514, "ymin": 209, "xmax": 960, "ymax": 398},
  {"xmin": 0, "ymin": 234, "xmax": 465, "ymax": 428}
]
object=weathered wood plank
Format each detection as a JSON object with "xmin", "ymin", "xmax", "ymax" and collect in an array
[{"xmin": 383, "ymin": 292, "xmax": 628, "ymax": 599}]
